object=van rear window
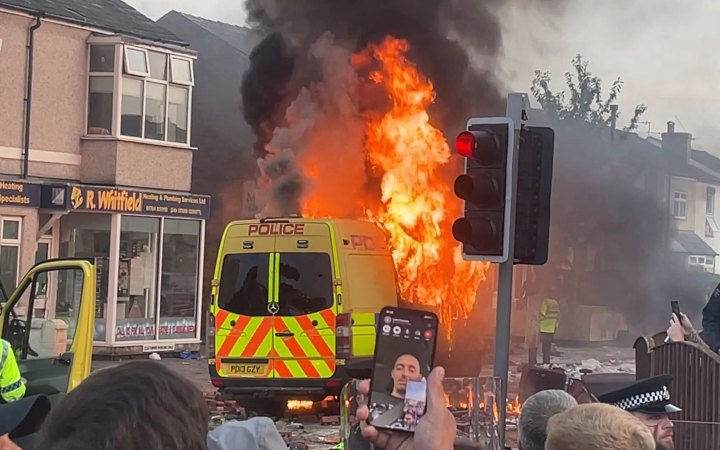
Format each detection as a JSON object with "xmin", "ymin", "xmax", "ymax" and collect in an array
[
  {"xmin": 217, "ymin": 252, "xmax": 333, "ymax": 316},
  {"xmin": 278, "ymin": 253, "xmax": 333, "ymax": 316},
  {"xmin": 217, "ymin": 254, "xmax": 271, "ymax": 316}
]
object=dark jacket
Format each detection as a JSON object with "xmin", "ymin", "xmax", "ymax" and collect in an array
[{"xmin": 702, "ymin": 284, "xmax": 720, "ymax": 353}]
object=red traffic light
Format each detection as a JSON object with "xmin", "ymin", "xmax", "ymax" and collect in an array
[
  {"xmin": 455, "ymin": 129, "xmax": 504, "ymax": 165},
  {"xmin": 455, "ymin": 132, "xmax": 476, "ymax": 158}
]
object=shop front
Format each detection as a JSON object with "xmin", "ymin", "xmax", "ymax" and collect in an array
[{"xmin": 58, "ymin": 184, "xmax": 210, "ymax": 355}]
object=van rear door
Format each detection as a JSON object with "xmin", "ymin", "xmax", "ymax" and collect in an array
[
  {"xmin": 272, "ymin": 222, "xmax": 337, "ymax": 379},
  {"xmin": 214, "ymin": 224, "xmax": 274, "ymax": 379}
]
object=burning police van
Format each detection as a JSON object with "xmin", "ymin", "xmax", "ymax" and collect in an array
[{"xmin": 208, "ymin": 217, "xmax": 399, "ymax": 400}]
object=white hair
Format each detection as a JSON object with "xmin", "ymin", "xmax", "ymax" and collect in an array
[{"xmin": 518, "ymin": 389, "xmax": 578, "ymax": 450}]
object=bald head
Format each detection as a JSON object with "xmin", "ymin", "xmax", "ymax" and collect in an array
[{"xmin": 390, "ymin": 354, "xmax": 420, "ymax": 397}]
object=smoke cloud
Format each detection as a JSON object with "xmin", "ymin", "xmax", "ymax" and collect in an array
[{"xmin": 241, "ymin": 0, "xmax": 565, "ymax": 216}]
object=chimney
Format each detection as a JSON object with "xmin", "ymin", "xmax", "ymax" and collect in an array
[
  {"xmin": 661, "ymin": 120, "xmax": 692, "ymax": 163},
  {"xmin": 609, "ymin": 104, "xmax": 618, "ymax": 141}
]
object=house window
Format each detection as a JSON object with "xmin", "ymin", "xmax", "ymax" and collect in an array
[
  {"xmin": 673, "ymin": 191, "xmax": 688, "ymax": 219},
  {"xmin": 0, "ymin": 218, "xmax": 22, "ymax": 292},
  {"xmin": 689, "ymin": 255, "xmax": 714, "ymax": 272},
  {"xmin": 708, "ymin": 187, "xmax": 716, "ymax": 215},
  {"xmin": 86, "ymin": 43, "xmax": 194, "ymax": 145}
]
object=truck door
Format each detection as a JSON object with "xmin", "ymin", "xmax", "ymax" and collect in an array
[
  {"xmin": 213, "ymin": 230, "xmax": 274, "ymax": 379},
  {"xmin": 272, "ymin": 223, "xmax": 337, "ymax": 379},
  {"xmin": 0, "ymin": 259, "xmax": 96, "ymax": 404}
]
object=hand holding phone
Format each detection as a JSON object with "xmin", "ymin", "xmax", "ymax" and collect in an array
[
  {"xmin": 368, "ymin": 307, "xmax": 439, "ymax": 433},
  {"xmin": 671, "ymin": 300, "xmax": 681, "ymax": 322}
]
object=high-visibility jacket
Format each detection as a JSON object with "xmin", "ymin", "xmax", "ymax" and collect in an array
[
  {"xmin": 539, "ymin": 297, "xmax": 560, "ymax": 334},
  {"xmin": 0, "ymin": 339, "xmax": 25, "ymax": 402}
]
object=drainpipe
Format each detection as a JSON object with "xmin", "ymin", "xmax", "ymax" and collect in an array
[{"xmin": 22, "ymin": 14, "xmax": 43, "ymax": 179}]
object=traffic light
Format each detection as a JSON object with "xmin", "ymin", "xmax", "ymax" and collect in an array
[
  {"xmin": 514, "ymin": 126, "xmax": 555, "ymax": 265},
  {"xmin": 452, "ymin": 118, "xmax": 515, "ymax": 262}
]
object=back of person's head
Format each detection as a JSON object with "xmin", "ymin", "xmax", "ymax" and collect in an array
[
  {"xmin": 517, "ymin": 389, "xmax": 577, "ymax": 450},
  {"xmin": 545, "ymin": 403, "xmax": 655, "ymax": 450},
  {"xmin": 38, "ymin": 360, "xmax": 209, "ymax": 450}
]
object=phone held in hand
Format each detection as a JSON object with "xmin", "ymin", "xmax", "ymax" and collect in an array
[
  {"xmin": 671, "ymin": 300, "xmax": 681, "ymax": 321},
  {"xmin": 367, "ymin": 307, "xmax": 439, "ymax": 433}
]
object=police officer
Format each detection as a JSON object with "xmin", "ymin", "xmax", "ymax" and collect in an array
[
  {"xmin": 0, "ymin": 339, "xmax": 25, "ymax": 402},
  {"xmin": 538, "ymin": 291, "xmax": 560, "ymax": 365},
  {"xmin": 597, "ymin": 375, "xmax": 679, "ymax": 450}
]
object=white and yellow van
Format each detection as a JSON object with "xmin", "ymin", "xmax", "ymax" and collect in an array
[{"xmin": 208, "ymin": 218, "xmax": 399, "ymax": 398}]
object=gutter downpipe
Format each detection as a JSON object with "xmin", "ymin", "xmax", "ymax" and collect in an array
[{"xmin": 22, "ymin": 13, "xmax": 43, "ymax": 179}]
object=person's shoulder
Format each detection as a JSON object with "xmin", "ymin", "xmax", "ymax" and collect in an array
[{"xmin": 208, "ymin": 418, "xmax": 286, "ymax": 450}]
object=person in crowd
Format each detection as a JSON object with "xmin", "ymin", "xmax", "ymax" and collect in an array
[
  {"xmin": 666, "ymin": 312, "xmax": 713, "ymax": 352},
  {"xmin": 517, "ymin": 389, "xmax": 578, "ymax": 450},
  {"xmin": 538, "ymin": 288, "xmax": 560, "ymax": 365},
  {"xmin": 545, "ymin": 403, "xmax": 655, "ymax": 450},
  {"xmin": 702, "ymin": 284, "xmax": 720, "ymax": 353},
  {"xmin": 0, "ymin": 339, "xmax": 25, "ymax": 402},
  {"xmin": 207, "ymin": 417, "xmax": 286, "ymax": 450},
  {"xmin": 37, "ymin": 360, "xmax": 209, "ymax": 450},
  {"xmin": 356, "ymin": 366, "xmax": 457, "ymax": 450},
  {"xmin": 0, "ymin": 394, "xmax": 50, "ymax": 450},
  {"xmin": 597, "ymin": 374, "xmax": 679, "ymax": 450}
]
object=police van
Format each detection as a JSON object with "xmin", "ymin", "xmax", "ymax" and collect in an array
[{"xmin": 208, "ymin": 218, "xmax": 399, "ymax": 399}]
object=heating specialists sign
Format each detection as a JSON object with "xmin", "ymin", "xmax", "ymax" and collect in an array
[
  {"xmin": 68, "ymin": 185, "xmax": 210, "ymax": 219},
  {"xmin": 0, "ymin": 180, "xmax": 41, "ymax": 207}
]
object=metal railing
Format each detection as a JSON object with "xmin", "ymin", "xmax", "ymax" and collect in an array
[{"xmin": 635, "ymin": 332, "xmax": 720, "ymax": 450}]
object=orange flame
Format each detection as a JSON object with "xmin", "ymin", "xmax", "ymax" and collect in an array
[
  {"xmin": 301, "ymin": 36, "xmax": 490, "ymax": 333},
  {"xmin": 286, "ymin": 400, "xmax": 314, "ymax": 411}
]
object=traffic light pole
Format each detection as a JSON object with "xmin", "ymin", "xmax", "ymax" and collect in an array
[{"xmin": 493, "ymin": 93, "xmax": 528, "ymax": 448}]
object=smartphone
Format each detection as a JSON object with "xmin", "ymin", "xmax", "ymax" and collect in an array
[
  {"xmin": 367, "ymin": 307, "xmax": 439, "ymax": 433},
  {"xmin": 671, "ymin": 300, "xmax": 681, "ymax": 321}
]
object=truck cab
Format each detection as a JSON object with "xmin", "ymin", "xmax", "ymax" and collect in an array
[{"xmin": 0, "ymin": 259, "xmax": 96, "ymax": 404}]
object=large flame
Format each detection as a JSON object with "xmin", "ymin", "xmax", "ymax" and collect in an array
[{"xmin": 301, "ymin": 36, "xmax": 490, "ymax": 332}]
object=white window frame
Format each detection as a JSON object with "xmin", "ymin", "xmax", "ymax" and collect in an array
[
  {"xmin": 123, "ymin": 45, "xmax": 151, "ymax": 77},
  {"xmin": 673, "ymin": 191, "xmax": 688, "ymax": 219},
  {"xmin": 169, "ymin": 56, "xmax": 194, "ymax": 86},
  {"xmin": 689, "ymin": 255, "xmax": 714, "ymax": 272},
  {"xmin": 0, "ymin": 217, "xmax": 22, "ymax": 290},
  {"xmin": 707, "ymin": 187, "xmax": 716, "ymax": 216},
  {"xmin": 85, "ymin": 41, "xmax": 194, "ymax": 146}
]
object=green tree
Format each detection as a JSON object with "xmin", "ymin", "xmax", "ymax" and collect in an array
[{"xmin": 531, "ymin": 55, "xmax": 647, "ymax": 132}]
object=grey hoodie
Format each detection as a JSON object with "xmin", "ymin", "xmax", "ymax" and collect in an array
[{"xmin": 207, "ymin": 418, "xmax": 287, "ymax": 450}]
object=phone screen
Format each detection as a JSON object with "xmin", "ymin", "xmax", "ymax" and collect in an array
[{"xmin": 368, "ymin": 307, "xmax": 439, "ymax": 433}]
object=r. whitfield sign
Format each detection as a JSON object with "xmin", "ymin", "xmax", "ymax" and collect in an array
[{"xmin": 69, "ymin": 185, "xmax": 210, "ymax": 219}]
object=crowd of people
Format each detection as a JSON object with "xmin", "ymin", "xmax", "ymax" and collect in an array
[{"xmin": 0, "ymin": 288, "xmax": 716, "ymax": 449}]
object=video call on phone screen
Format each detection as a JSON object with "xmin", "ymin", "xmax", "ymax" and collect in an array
[{"xmin": 369, "ymin": 311, "xmax": 436, "ymax": 432}]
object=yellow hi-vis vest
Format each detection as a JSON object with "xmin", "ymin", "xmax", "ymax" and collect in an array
[
  {"xmin": 539, "ymin": 297, "xmax": 560, "ymax": 334},
  {"xmin": 0, "ymin": 339, "xmax": 25, "ymax": 402}
]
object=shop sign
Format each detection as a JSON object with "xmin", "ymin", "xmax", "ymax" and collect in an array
[
  {"xmin": 0, "ymin": 180, "xmax": 40, "ymax": 207},
  {"xmin": 68, "ymin": 185, "xmax": 210, "ymax": 219},
  {"xmin": 115, "ymin": 318, "xmax": 198, "ymax": 342},
  {"xmin": 142, "ymin": 343, "xmax": 175, "ymax": 353}
]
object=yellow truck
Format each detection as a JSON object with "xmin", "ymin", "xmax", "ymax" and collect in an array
[
  {"xmin": 208, "ymin": 218, "xmax": 399, "ymax": 401},
  {"xmin": 0, "ymin": 258, "xmax": 96, "ymax": 404}
]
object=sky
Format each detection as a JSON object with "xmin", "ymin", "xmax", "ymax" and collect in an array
[{"xmin": 126, "ymin": 0, "xmax": 720, "ymax": 151}]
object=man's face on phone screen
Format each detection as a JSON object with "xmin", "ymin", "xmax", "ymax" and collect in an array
[{"xmin": 391, "ymin": 354, "xmax": 421, "ymax": 398}]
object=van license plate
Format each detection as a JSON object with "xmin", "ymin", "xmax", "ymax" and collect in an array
[{"xmin": 222, "ymin": 363, "xmax": 268, "ymax": 376}]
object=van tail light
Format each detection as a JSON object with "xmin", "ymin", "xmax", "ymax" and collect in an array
[{"xmin": 336, "ymin": 313, "xmax": 352, "ymax": 358}]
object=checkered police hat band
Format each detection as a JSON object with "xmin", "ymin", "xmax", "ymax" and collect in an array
[{"xmin": 613, "ymin": 386, "xmax": 671, "ymax": 410}]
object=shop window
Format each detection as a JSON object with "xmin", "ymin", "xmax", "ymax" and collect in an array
[
  {"xmin": 159, "ymin": 219, "xmax": 200, "ymax": 339},
  {"xmin": 277, "ymin": 253, "xmax": 333, "ymax": 316},
  {"xmin": 0, "ymin": 218, "xmax": 21, "ymax": 293},
  {"xmin": 115, "ymin": 216, "xmax": 160, "ymax": 342},
  {"xmin": 86, "ymin": 42, "xmax": 194, "ymax": 145},
  {"xmin": 59, "ymin": 213, "xmax": 111, "ymax": 342},
  {"xmin": 218, "ymin": 253, "xmax": 271, "ymax": 317}
]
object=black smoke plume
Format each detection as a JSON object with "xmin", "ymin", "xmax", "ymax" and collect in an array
[{"xmin": 240, "ymin": 0, "xmax": 564, "ymax": 216}]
